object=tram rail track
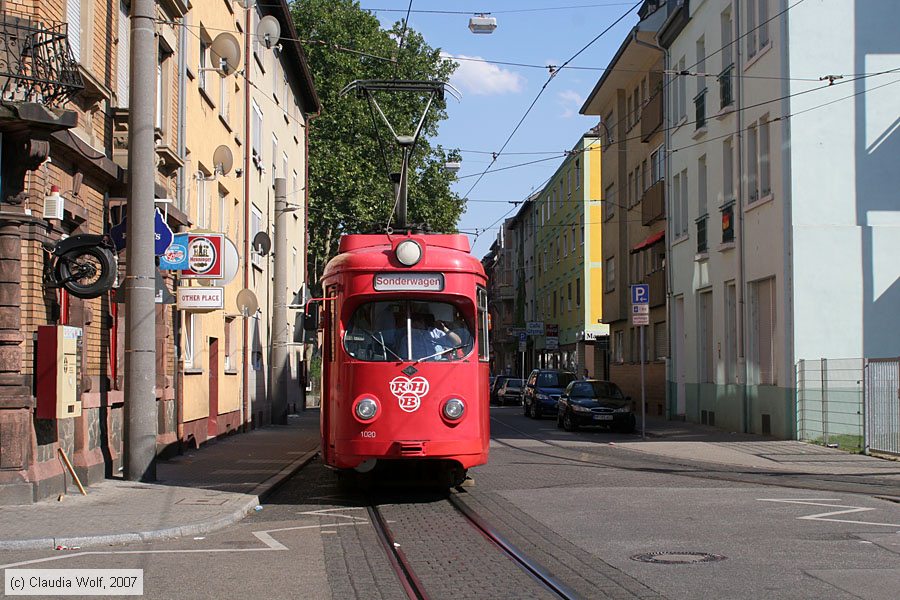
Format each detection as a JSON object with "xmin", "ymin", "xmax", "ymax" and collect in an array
[{"xmin": 369, "ymin": 493, "xmax": 580, "ymax": 600}]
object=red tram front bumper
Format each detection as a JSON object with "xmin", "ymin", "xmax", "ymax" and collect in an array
[{"xmin": 332, "ymin": 437, "xmax": 488, "ymax": 470}]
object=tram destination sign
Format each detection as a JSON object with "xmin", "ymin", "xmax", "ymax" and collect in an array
[{"xmin": 374, "ymin": 272, "xmax": 445, "ymax": 292}]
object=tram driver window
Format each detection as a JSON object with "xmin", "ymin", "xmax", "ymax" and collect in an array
[{"xmin": 344, "ymin": 300, "xmax": 475, "ymax": 362}]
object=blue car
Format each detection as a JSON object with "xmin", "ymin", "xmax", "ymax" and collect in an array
[{"xmin": 522, "ymin": 369, "xmax": 578, "ymax": 419}]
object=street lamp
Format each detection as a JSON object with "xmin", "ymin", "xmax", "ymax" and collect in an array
[{"xmin": 468, "ymin": 14, "xmax": 497, "ymax": 34}]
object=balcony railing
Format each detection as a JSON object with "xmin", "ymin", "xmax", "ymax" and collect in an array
[
  {"xmin": 641, "ymin": 179, "xmax": 665, "ymax": 225},
  {"xmin": 641, "ymin": 91, "xmax": 663, "ymax": 142},
  {"xmin": 694, "ymin": 88, "xmax": 707, "ymax": 130},
  {"xmin": 0, "ymin": 15, "xmax": 83, "ymax": 106},
  {"xmin": 718, "ymin": 63, "xmax": 734, "ymax": 109},
  {"xmin": 696, "ymin": 214, "xmax": 708, "ymax": 253}
]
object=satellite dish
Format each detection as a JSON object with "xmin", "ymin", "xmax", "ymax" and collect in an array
[
  {"xmin": 252, "ymin": 231, "xmax": 272, "ymax": 256},
  {"xmin": 257, "ymin": 15, "xmax": 282, "ymax": 50},
  {"xmin": 210, "ymin": 32, "xmax": 241, "ymax": 76},
  {"xmin": 213, "ymin": 145, "xmax": 234, "ymax": 176},
  {"xmin": 236, "ymin": 288, "xmax": 259, "ymax": 317}
]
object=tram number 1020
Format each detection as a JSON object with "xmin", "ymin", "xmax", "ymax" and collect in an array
[{"xmin": 359, "ymin": 430, "xmax": 377, "ymax": 438}]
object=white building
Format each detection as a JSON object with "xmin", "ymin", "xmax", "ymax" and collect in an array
[{"xmin": 659, "ymin": 0, "xmax": 900, "ymax": 437}]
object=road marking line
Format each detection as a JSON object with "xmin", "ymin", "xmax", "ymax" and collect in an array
[{"xmin": 759, "ymin": 498, "xmax": 900, "ymax": 528}]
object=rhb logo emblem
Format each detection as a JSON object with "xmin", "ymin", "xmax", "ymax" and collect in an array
[{"xmin": 389, "ymin": 376, "xmax": 429, "ymax": 413}]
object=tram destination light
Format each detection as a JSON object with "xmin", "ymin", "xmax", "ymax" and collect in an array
[{"xmin": 395, "ymin": 240, "xmax": 423, "ymax": 266}]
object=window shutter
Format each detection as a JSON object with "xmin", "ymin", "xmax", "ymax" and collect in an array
[
  {"xmin": 67, "ymin": 0, "xmax": 82, "ymax": 62},
  {"xmin": 654, "ymin": 321, "xmax": 667, "ymax": 360},
  {"xmin": 117, "ymin": 1, "xmax": 129, "ymax": 107}
]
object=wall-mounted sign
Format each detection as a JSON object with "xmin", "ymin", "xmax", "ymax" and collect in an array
[
  {"xmin": 545, "ymin": 323, "xmax": 559, "ymax": 337},
  {"xmin": 159, "ymin": 233, "xmax": 188, "ymax": 270},
  {"xmin": 176, "ymin": 287, "xmax": 224, "ymax": 311},
  {"xmin": 526, "ymin": 321, "xmax": 544, "ymax": 336},
  {"xmin": 181, "ymin": 233, "xmax": 224, "ymax": 278},
  {"xmin": 108, "ymin": 208, "xmax": 174, "ymax": 256},
  {"xmin": 546, "ymin": 337, "xmax": 559, "ymax": 350},
  {"xmin": 373, "ymin": 272, "xmax": 444, "ymax": 292}
]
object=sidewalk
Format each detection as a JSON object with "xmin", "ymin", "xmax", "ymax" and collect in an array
[
  {"xmin": 621, "ymin": 416, "xmax": 900, "ymax": 482},
  {"xmin": 0, "ymin": 412, "xmax": 321, "ymax": 551}
]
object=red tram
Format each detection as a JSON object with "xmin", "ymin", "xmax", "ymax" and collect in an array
[{"xmin": 310, "ymin": 231, "xmax": 490, "ymax": 485}]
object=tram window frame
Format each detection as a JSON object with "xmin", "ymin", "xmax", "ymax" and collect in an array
[{"xmin": 477, "ymin": 286, "xmax": 489, "ymax": 362}]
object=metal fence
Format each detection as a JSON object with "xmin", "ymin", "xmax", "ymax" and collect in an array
[{"xmin": 796, "ymin": 357, "xmax": 900, "ymax": 456}]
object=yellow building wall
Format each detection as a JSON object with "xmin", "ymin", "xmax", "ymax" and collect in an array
[{"xmin": 585, "ymin": 141, "xmax": 606, "ymax": 333}]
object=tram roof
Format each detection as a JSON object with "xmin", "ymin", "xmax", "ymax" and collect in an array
[{"xmin": 326, "ymin": 233, "xmax": 485, "ymax": 277}]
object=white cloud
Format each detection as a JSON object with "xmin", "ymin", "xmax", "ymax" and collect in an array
[
  {"xmin": 557, "ymin": 89, "xmax": 584, "ymax": 118},
  {"xmin": 443, "ymin": 52, "xmax": 525, "ymax": 96}
]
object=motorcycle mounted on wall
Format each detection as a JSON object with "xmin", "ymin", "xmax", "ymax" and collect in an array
[{"xmin": 43, "ymin": 233, "xmax": 118, "ymax": 299}]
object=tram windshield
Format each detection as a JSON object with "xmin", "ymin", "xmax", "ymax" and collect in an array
[{"xmin": 344, "ymin": 300, "xmax": 475, "ymax": 362}]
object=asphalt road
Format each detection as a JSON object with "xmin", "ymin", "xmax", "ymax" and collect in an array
[{"xmin": 2, "ymin": 406, "xmax": 899, "ymax": 599}]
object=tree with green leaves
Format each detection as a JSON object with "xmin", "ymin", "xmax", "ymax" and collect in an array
[{"xmin": 291, "ymin": 0, "xmax": 465, "ymax": 289}]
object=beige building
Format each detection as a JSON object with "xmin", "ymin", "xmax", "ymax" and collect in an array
[{"xmin": 580, "ymin": 2, "xmax": 668, "ymax": 416}]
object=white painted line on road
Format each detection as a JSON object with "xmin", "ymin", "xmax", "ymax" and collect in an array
[
  {"xmin": 0, "ymin": 511, "xmax": 371, "ymax": 570},
  {"xmin": 759, "ymin": 498, "xmax": 900, "ymax": 528}
]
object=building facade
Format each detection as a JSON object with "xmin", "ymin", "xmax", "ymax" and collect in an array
[
  {"xmin": 659, "ymin": 0, "xmax": 900, "ymax": 437},
  {"xmin": 580, "ymin": 1, "xmax": 668, "ymax": 416}
]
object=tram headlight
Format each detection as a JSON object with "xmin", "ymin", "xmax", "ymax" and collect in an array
[
  {"xmin": 355, "ymin": 398, "xmax": 378, "ymax": 421},
  {"xmin": 442, "ymin": 398, "xmax": 465, "ymax": 420},
  {"xmin": 395, "ymin": 240, "xmax": 422, "ymax": 266}
]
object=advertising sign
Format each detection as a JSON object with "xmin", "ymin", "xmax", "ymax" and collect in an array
[
  {"xmin": 181, "ymin": 233, "xmax": 224, "ymax": 279},
  {"xmin": 159, "ymin": 233, "xmax": 188, "ymax": 270},
  {"xmin": 176, "ymin": 287, "xmax": 224, "ymax": 311},
  {"xmin": 526, "ymin": 321, "xmax": 544, "ymax": 336},
  {"xmin": 108, "ymin": 208, "xmax": 174, "ymax": 256},
  {"xmin": 545, "ymin": 323, "xmax": 559, "ymax": 337}
]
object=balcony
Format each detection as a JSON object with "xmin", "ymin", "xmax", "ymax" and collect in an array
[
  {"xmin": 645, "ymin": 268, "xmax": 666, "ymax": 308},
  {"xmin": 640, "ymin": 91, "xmax": 663, "ymax": 142},
  {"xmin": 641, "ymin": 179, "xmax": 665, "ymax": 225},
  {"xmin": 0, "ymin": 16, "xmax": 83, "ymax": 106}
]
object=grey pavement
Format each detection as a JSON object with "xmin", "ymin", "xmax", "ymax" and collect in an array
[{"xmin": 0, "ymin": 412, "xmax": 320, "ymax": 551}]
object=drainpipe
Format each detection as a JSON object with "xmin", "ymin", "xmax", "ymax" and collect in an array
[
  {"xmin": 733, "ymin": 5, "xmax": 749, "ymax": 433},
  {"xmin": 241, "ymin": 3, "xmax": 252, "ymax": 432},
  {"xmin": 174, "ymin": 7, "xmax": 188, "ymax": 447}
]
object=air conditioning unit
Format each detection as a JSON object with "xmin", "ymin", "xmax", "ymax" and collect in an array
[{"xmin": 44, "ymin": 185, "xmax": 64, "ymax": 220}]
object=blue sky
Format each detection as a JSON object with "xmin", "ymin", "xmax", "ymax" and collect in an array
[{"xmin": 358, "ymin": 1, "xmax": 641, "ymax": 258}]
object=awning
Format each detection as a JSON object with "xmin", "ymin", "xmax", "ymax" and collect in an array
[{"xmin": 631, "ymin": 230, "xmax": 665, "ymax": 253}]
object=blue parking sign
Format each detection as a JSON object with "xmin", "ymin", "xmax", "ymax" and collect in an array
[{"xmin": 631, "ymin": 284, "xmax": 649, "ymax": 305}]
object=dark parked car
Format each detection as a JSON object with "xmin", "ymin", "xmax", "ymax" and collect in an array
[
  {"xmin": 522, "ymin": 369, "xmax": 577, "ymax": 418},
  {"xmin": 556, "ymin": 380, "xmax": 635, "ymax": 433},
  {"xmin": 496, "ymin": 378, "xmax": 524, "ymax": 405}
]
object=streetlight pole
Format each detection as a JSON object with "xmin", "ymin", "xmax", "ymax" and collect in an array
[{"xmin": 123, "ymin": 0, "xmax": 158, "ymax": 481}]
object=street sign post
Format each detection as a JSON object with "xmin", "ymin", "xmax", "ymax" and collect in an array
[{"xmin": 631, "ymin": 284, "xmax": 650, "ymax": 439}]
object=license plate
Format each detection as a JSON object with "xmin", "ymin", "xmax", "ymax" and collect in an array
[{"xmin": 593, "ymin": 414, "xmax": 613, "ymax": 421}]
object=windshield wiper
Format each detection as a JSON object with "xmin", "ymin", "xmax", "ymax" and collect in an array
[
  {"xmin": 366, "ymin": 332, "xmax": 404, "ymax": 361},
  {"xmin": 412, "ymin": 344, "xmax": 465, "ymax": 365}
]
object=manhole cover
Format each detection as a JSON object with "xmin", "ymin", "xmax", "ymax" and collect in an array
[{"xmin": 631, "ymin": 551, "xmax": 727, "ymax": 564}]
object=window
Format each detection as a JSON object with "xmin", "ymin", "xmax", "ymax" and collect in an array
[
  {"xmin": 627, "ymin": 171, "xmax": 634, "ymax": 208},
  {"xmin": 219, "ymin": 67, "xmax": 231, "ymax": 122},
  {"xmin": 759, "ymin": 118, "xmax": 771, "ymax": 197},
  {"xmin": 563, "ymin": 233, "xmax": 568, "ymax": 257},
  {"xmin": 566, "ymin": 282, "xmax": 572, "ymax": 311},
  {"xmin": 650, "ymin": 146, "xmax": 665, "ymax": 185},
  {"xmin": 552, "ymin": 291, "xmax": 557, "ymax": 318},
  {"xmin": 271, "ymin": 134, "xmax": 278, "ymax": 188},
  {"xmin": 750, "ymin": 277, "xmax": 776, "ymax": 385},
  {"xmin": 605, "ymin": 257, "xmax": 615, "ymax": 292},
  {"xmin": 575, "ymin": 278, "xmax": 581, "ymax": 308},
  {"xmin": 673, "ymin": 169, "xmax": 688, "ymax": 237},
  {"xmin": 697, "ymin": 214, "xmax": 708, "ymax": 254},
  {"xmin": 696, "ymin": 36, "xmax": 706, "ymax": 96},
  {"xmin": 725, "ymin": 281, "xmax": 737, "ymax": 383},
  {"xmin": 67, "ymin": 0, "xmax": 94, "ymax": 67},
  {"xmin": 698, "ymin": 289, "xmax": 714, "ymax": 383},
  {"xmin": 748, "ymin": 123, "xmax": 759, "ymax": 202},
  {"xmin": 251, "ymin": 101, "xmax": 263, "ymax": 163},
  {"xmin": 282, "ymin": 152, "xmax": 289, "ymax": 184},
  {"xmin": 156, "ymin": 58, "xmax": 163, "ymax": 130},
  {"xmin": 721, "ymin": 8, "xmax": 734, "ymax": 68},
  {"xmin": 575, "ymin": 159, "xmax": 581, "ymax": 189},
  {"xmin": 613, "ymin": 330, "xmax": 624, "ymax": 363},
  {"xmin": 251, "ymin": 205, "xmax": 263, "ymax": 267},
  {"xmin": 747, "ymin": 0, "xmax": 770, "ymax": 57},
  {"xmin": 723, "ymin": 137, "xmax": 734, "ymax": 202},
  {"xmin": 184, "ymin": 314, "xmax": 202, "ymax": 368},
  {"xmin": 604, "ymin": 183, "xmax": 616, "ymax": 221},
  {"xmin": 117, "ymin": 0, "xmax": 130, "ymax": 107},
  {"xmin": 218, "ymin": 187, "xmax": 228, "ymax": 234},
  {"xmin": 676, "ymin": 57, "xmax": 687, "ymax": 122},
  {"xmin": 654, "ymin": 321, "xmax": 667, "ymax": 360},
  {"xmin": 196, "ymin": 173, "xmax": 209, "ymax": 228},
  {"xmin": 224, "ymin": 317, "xmax": 235, "ymax": 371},
  {"xmin": 571, "ymin": 225, "xmax": 576, "ymax": 251},
  {"xmin": 698, "ymin": 154, "xmax": 708, "ymax": 218},
  {"xmin": 199, "ymin": 34, "xmax": 210, "ymax": 92}
]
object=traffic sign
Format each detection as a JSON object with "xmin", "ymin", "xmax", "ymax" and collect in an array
[
  {"xmin": 631, "ymin": 313, "xmax": 649, "ymax": 326},
  {"xmin": 631, "ymin": 284, "xmax": 649, "ymax": 305},
  {"xmin": 518, "ymin": 332, "xmax": 527, "ymax": 342},
  {"xmin": 632, "ymin": 304, "xmax": 649, "ymax": 314},
  {"xmin": 526, "ymin": 321, "xmax": 544, "ymax": 336}
]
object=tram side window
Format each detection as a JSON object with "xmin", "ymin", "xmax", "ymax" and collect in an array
[{"xmin": 477, "ymin": 286, "xmax": 489, "ymax": 362}]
